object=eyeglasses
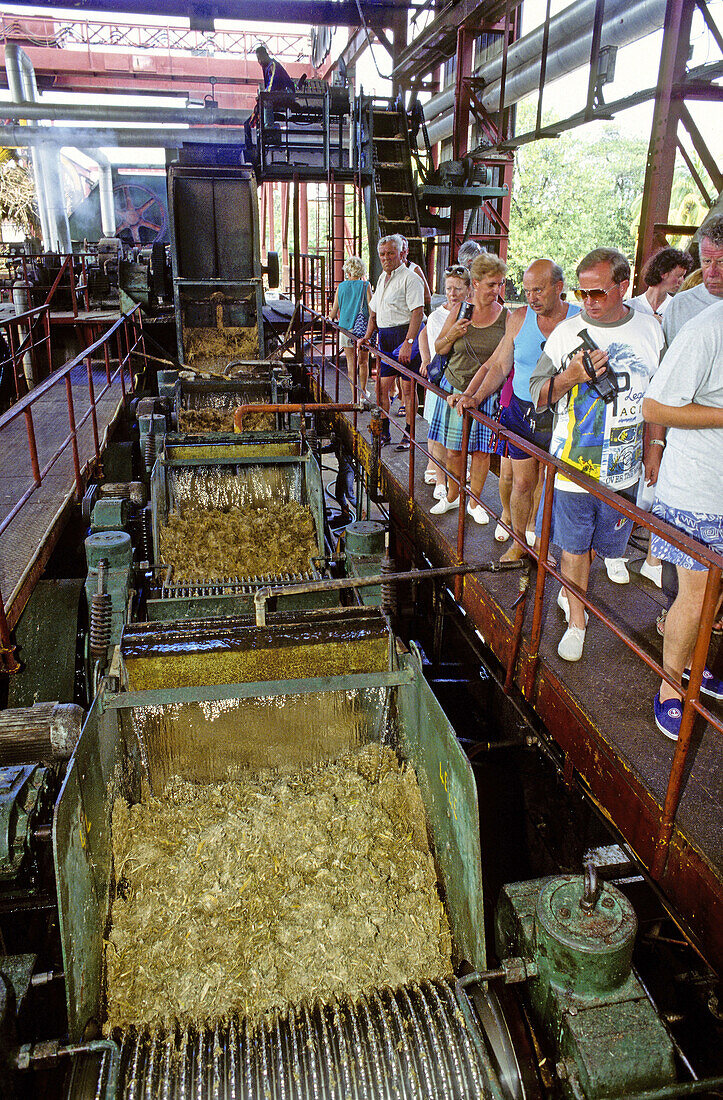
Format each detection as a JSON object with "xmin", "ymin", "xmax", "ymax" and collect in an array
[
  {"xmin": 445, "ymin": 265, "xmax": 468, "ymax": 277},
  {"xmin": 573, "ymin": 284, "xmax": 618, "ymax": 302}
]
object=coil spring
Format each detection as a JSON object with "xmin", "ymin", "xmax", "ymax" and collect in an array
[
  {"xmin": 144, "ymin": 430, "xmax": 156, "ymax": 469},
  {"xmin": 89, "ymin": 559, "xmax": 112, "ymax": 662},
  {"xmin": 141, "ymin": 507, "xmax": 152, "ymax": 564},
  {"xmin": 381, "ymin": 552, "xmax": 397, "ymax": 617}
]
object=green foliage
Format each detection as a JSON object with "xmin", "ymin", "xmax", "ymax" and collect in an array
[
  {"xmin": 507, "ymin": 103, "xmax": 648, "ymax": 290},
  {"xmin": 0, "ymin": 154, "xmax": 39, "ymax": 236}
]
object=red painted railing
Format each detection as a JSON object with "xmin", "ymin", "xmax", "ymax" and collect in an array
[
  {"xmin": 0, "ymin": 308, "xmax": 144, "ymax": 668},
  {"xmin": 0, "ymin": 304, "xmax": 52, "ymax": 401},
  {"xmin": 299, "ymin": 304, "xmax": 723, "ymax": 882}
]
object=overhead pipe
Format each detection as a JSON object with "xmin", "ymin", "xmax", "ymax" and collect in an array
[
  {"xmin": 0, "ymin": 124, "xmax": 250, "ymax": 149},
  {"xmin": 4, "ymin": 44, "xmax": 71, "ymax": 251},
  {"xmin": 0, "ymin": 101, "xmax": 253, "ymax": 127},
  {"xmin": 4, "ymin": 44, "xmax": 52, "ymax": 247},
  {"xmin": 92, "ymin": 151, "xmax": 116, "ymax": 236},
  {"xmin": 423, "ymin": 0, "xmax": 666, "ymax": 145}
]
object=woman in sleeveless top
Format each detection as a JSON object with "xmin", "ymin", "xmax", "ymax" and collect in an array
[
  {"xmin": 428, "ymin": 253, "xmax": 509, "ymax": 523},
  {"xmin": 330, "ymin": 256, "xmax": 372, "ymax": 405}
]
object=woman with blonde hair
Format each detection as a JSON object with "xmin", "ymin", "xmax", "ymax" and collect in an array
[
  {"xmin": 428, "ymin": 252, "xmax": 509, "ymax": 523},
  {"xmin": 330, "ymin": 255, "xmax": 372, "ymax": 406},
  {"xmin": 418, "ymin": 264, "xmax": 471, "ymax": 496}
]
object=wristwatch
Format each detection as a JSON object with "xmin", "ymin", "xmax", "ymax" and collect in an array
[{"xmin": 406, "ymin": 337, "xmax": 414, "ymax": 345}]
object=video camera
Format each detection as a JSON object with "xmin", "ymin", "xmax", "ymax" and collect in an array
[{"xmin": 577, "ymin": 328, "xmax": 621, "ymax": 404}]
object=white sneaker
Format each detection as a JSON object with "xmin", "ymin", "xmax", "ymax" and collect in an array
[
  {"xmin": 558, "ymin": 624, "xmax": 586, "ymax": 661},
  {"xmin": 604, "ymin": 557, "xmax": 630, "ymax": 584},
  {"xmin": 467, "ymin": 503, "xmax": 489, "ymax": 525},
  {"xmin": 433, "ymin": 483, "xmax": 447, "ymax": 500},
  {"xmin": 494, "ymin": 522, "xmax": 510, "ymax": 542},
  {"xmin": 557, "ymin": 587, "xmax": 588, "ymax": 626},
  {"xmin": 526, "ymin": 529, "xmax": 536, "ymax": 547},
  {"xmin": 640, "ymin": 560, "xmax": 663, "ymax": 588},
  {"xmin": 424, "ymin": 470, "xmax": 436, "ymax": 485},
  {"xmin": 431, "ymin": 494, "xmax": 459, "ymax": 515}
]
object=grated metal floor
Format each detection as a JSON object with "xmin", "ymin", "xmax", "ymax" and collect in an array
[{"xmin": 0, "ymin": 361, "xmax": 124, "ymax": 626}]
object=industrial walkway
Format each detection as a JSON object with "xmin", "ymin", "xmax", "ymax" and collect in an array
[
  {"xmin": 0, "ymin": 309, "xmax": 142, "ymax": 634},
  {"xmin": 326, "ymin": 367, "xmax": 723, "ymax": 973}
]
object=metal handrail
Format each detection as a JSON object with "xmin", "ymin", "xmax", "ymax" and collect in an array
[
  {"xmin": 0, "ymin": 307, "xmax": 145, "ymax": 666},
  {"xmin": 0, "ymin": 303, "xmax": 51, "ymax": 401},
  {"xmin": 296, "ymin": 303, "xmax": 723, "ymax": 882}
]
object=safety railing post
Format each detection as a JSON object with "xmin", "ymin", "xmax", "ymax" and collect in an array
[
  {"xmin": 334, "ymin": 324, "xmax": 340, "ymax": 403},
  {"xmin": 408, "ymin": 396, "xmax": 415, "ymax": 503},
  {"xmin": 23, "ymin": 406, "xmax": 42, "ymax": 487},
  {"xmin": 69, "ymin": 256, "xmax": 79, "ymax": 318},
  {"xmin": 118, "ymin": 320, "xmax": 128, "ymax": 399},
  {"xmin": 352, "ymin": 339, "xmax": 358, "ymax": 432},
  {"xmin": 529, "ymin": 462, "xmax": 556, "ymax": 661},
  {"xmin": 321, "ymin": 316, "xmax": 327, "ymax": 395},
  {"xmin": 103, "ymin": 337, "xmax": 112, "ymax": 385},
  {"xmin": 85, "ymin": 354, "xmax": 101, "ymax": 468},
  {"xmin": 454, "ymin": 411, "xmax": 471, "ymax": 602},
  {"xmin": 43, "ymin": 307, "xmax": 52, "ymax": 378},
  {"xmin": 64, "ymin": 373, "xmax": 83, "ymax": 497},
  {"xmin": 652, "ymin": 564, "xmax": 722, "ymax": 878}
]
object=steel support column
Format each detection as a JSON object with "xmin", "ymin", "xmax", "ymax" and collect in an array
[
  {"xmin": 633, "ymin": 0, "xmax": 695, "ymax": 288},
  {"xmin": 451, "ymin": 29, "xmax": 476, "ymax": 253}
]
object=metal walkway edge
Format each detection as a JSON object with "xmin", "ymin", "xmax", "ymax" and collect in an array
[{"xmin": 325, "ymin": 369, "xmax": 723, "ymax": 973}]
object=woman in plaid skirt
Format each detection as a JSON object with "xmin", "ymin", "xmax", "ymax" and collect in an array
[{"xmin": 428, "ymin": 253, "xmax": 509, "ymax": 523}]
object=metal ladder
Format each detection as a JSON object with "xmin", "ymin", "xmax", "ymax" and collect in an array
[{"xmin": 360, "ymin": 97, "xmax": 424, "ymax": 279}]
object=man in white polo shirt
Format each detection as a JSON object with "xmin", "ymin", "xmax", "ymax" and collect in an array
[{"xmin": 364, "ymin": 234, "xmax": 424, "ymax": 447}]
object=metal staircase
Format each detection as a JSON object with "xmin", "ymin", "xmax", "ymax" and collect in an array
[{"xmin": 360, "ymin": 97, "xmax": 424, "ymax": 280}]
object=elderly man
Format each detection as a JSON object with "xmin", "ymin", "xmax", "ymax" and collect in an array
[
  {"xmin": 663, "ymin": 213, "xmax": 723, "ymax": 343},
  {"xmin": 642, "ymin": 300, "xmax": 723, "ymax": 740},
  {"xmin": 451, "ymin": 259, "xmax": 579, "ymax": 562},
  {"xmin": 529, "ymin": 248, "xmax": 664, "ymax": 661},
  {"xmin": 365, "ymin": 234, "xmax": 424, "ymax": 448}
]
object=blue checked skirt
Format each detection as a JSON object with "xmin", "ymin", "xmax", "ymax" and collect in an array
[{"xmin": 427, "ymin": 374, "xmax": 499, "ymax": 452}]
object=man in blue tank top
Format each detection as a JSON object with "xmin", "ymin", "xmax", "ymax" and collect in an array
[{"xmin": 450, "ymin": 259, "xmax": 579, "ymax": 561}]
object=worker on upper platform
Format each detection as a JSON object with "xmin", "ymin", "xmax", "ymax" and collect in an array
[
  {"xmin": 244, "ymin": 45, "xmax": 297, "ymax": 162},
  {"xmin": 529, "ymin": 248, "xmax": 664, "ymax": 663},
  {"xmin": 663, "ymin": 214, "xmax": 723, "ymax": 344}
]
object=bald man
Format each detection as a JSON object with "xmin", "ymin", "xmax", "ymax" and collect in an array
[{"xmin": 450, "ymin": 259, "xmax": 579, "ymax": 561}]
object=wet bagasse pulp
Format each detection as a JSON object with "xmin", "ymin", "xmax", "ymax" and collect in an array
[
  {"xmin": 105, "ymin": 745, "xmax": 453, "ymax": 1029},
  {"xmin": 159, "ymin": 501, "xmax": 317, "ymax": 582}
]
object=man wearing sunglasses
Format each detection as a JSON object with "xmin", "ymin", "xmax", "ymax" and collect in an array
[
  {"xmin": 663, "ymin": 214, "xmax": 723, "ymax": 345},
  {"xmin": 530, "ymin": 248, "xmax": 664, "ymax": 661}
]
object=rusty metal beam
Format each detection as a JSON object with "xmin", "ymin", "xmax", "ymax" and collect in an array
[
  {"xmin": 633, "ymin": 0, "xmax": 695, "ymax": 291},
  {"xmin": 10, "ymin": 0, "xmax": 413, "ymax": 26},
  {"xmin": 679, "ymin": 102, "xmax": 723, "ymax": 192}
]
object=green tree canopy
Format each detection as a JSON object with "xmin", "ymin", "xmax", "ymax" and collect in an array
[{"xmin": 507, "ymin": 104, "xmax": 649, "ymax": 291}]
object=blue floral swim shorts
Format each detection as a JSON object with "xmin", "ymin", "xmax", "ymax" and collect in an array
[{"xmin": 651, "ymin": 501, "xmax": 723, "ymax": 572}]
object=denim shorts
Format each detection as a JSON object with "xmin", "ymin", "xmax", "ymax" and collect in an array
[
  {"xmin": 377, "ymin": 325, "xmax": 421, "ymax": 378},
  {"xmin": 548, "ymin": 489, "xmax": 634, "ymax": 557},
  {"xmin": 651, "ymin": 501, "xmax": 723, "ymax": 571}
]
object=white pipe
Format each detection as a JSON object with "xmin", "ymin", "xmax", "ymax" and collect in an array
[
  {"xmin": 423, "ymin": 0, "xmax": 665, "ymax": 145},
  {"xmin": 4, "ymin": 44, "xmax": 71, "ymax": 251},
  {"xmin": 0, "ymin": 124, "xmax": 250, "ymax": 149},
  {"xmin": 4, "ymin": 44, "xmax": 52, "ymax": 247},
  {"xmin": 92, "ymin": 151, "xmax": 116, "ymax": 236}
]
